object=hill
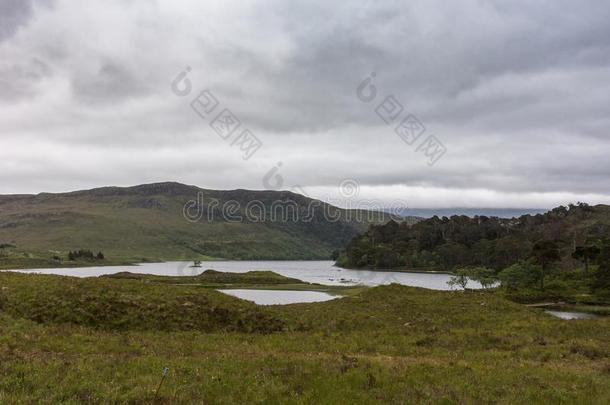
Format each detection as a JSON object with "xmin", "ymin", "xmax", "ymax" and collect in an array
[{"xmin": 0, "ymin": 182, "xmax": 394, "ymax": 264}]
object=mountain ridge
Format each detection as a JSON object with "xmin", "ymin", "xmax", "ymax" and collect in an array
[{"xmin": 0, "ymin": 182, "xmax": 396, "ymax": 262}]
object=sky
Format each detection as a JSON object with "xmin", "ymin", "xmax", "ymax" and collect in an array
[{"xmin": 1, "ymin": 0, "xmax": 610, "ymax": 208}]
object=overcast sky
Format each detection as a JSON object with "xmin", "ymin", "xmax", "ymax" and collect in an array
[{"xmin": 1, "ymin": 0, "xmax": 610, "ymax": 208}]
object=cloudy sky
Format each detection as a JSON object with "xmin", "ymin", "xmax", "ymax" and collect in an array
[{"xmin": 1, "ymin": 0, "xmax": 610, "ymax": 208}]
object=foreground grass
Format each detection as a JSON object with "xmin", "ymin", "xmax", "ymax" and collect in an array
[{"xmin": 0, "ymin": 272, "xmax": 608, "ymax": 403}]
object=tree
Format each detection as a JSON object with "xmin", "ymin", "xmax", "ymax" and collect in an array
[
  {"xmin": 447, "ymin": 273, "xmax": 469, "ymax": 290},
  {"xmin": 458, "ymin": 266, "xmax": 498, "ymax": 289},
  {"xmin": 96, "ymin": 251, "xmax": 105, "ymax": 260},
  {"xmin": 447, "ymin": 267, "xmax": 486, "ymax": 290},
  {"xmin": 373, "ymin": 245, "xmax": 403, "ymax": 268},
  {"xmin": 531, "ymin": 240, "xmax": 562, "ymax": 290},
  {"xmin": 436, "ymin": 242, "xmax": 469, "ymax": 271},
  {"xmin": 498, "ymin": 261, "xmax": 541, "ymax": 289},
  {"xmin": 593, "ymin": 243, "xmax": 610, "ymax": 292},
  {"xmin": 68, "ymin": 249, "xmax": 98, "ymax": 261},
  {"xmin": 572, "ymin": 240, "xmax": 600, "ymax": 276}
]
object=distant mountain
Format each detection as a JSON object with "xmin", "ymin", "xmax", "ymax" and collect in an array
[
  {"xmin": 0, "ymin": 182, "xmax": 394, "ymax": 261},
  {"xmin": 339, "ymin": 203, "xmax": 610, "ymax": 270},
  {"xmin": 392, "ymin": 208, "xmax": 548, "ymax": 219}
]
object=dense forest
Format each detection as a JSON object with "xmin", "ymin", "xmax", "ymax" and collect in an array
[{"xmin": 336, "ymin": 203, "xmax": 610, "ymax": 278}]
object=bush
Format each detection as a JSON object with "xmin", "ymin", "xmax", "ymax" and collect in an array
[
  {"xmin": 498, "ymin": 261, "xmax": 541, "ymax": 289},
  {"xmin": 543, "ymin": 279, "xmax": 573, "ymax": 295}
]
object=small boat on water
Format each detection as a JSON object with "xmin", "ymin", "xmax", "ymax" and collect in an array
[{"xmin": 190, "ymin": 260, "xmax": 202, "ymax": 268}]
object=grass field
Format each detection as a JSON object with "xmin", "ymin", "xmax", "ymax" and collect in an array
[{"xmin": 0, "ymin": 271, "xmax": 608, "ymax": 403}]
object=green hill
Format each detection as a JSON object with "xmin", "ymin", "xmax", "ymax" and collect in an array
[{"xmin": 0, "ymin": 182, "xmax": 394, "ymax": 264}]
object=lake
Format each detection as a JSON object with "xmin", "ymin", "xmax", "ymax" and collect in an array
[
  {"xmin": 220, "ymin": 289, "xmax": 338, "ymax": 305},
  {"xmin": 544, "ymin": 310, "xmax": 599, "ymax": 320},
  {"xmin": 9, "ymin": 260, "xmax": 483, "ymax": 290}
]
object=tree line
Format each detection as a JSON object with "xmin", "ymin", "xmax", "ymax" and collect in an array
[
  {"xmin": 336, "ymin": 203, "xmax": 610, "ymax": 293},
  {"xmin": 68, "ymin": 250, "xmax": 105, "ymax": 261}
]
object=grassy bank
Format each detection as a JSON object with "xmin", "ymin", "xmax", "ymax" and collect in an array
[
  {"xmin": 0, "ymin": 256, "xmax": 136, "ymax": 270},
  {"xmin": 0, "ymin": 271, "xmax": 608, "ymax": 403},
  {"xmin": 0, "ymin": 246, "xmax": 228, "ymax": 271},
  {"xmin": 0, "ymin": 247, "xmax": 135, "ymax": 270},
  {"xmin": 102, "ymin": 270, "xmax": 363, "ymax": 297}
]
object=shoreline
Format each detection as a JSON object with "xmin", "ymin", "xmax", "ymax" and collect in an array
[
  {"xmin": 3, "ymin": 258, "xmax": 456, "ymax": 276},
  {"xmin": 334, "ymin": 264, "xmax": 455, "ymax": 275}
]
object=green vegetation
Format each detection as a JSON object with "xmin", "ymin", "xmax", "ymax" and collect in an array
[
  {"xmin": 338, "ymin": 203, "xmax": 610, "ymax": 305},
  {"xmin": 2, "ymin": 190, "xmax": 609, "ymax": 402},
  {"xmin": 0, "ymin": 245, "xmax": 131, "ymax": 270},
  {"xmin": 594, "ymin": 244, "xmax": 610, "ymax": 292},
  {"xmin": 103, "ymin": 269, "xmax": 306, "ymax": 285},
  {"xmin": 0, "ymin": 271, "xmax": 608, "ymax": 403},
  {"xmin": 338, "ymin": 203, "xmax": 610, "ymax": 271},
  {"xmin": 68, "ymin": 249, "xmax": 105, "ymax": 261},
  {"xmin": 0, "ymin": 271, "xmax": 286, "ymax": 333},
  {"xmin": 0, "ymin": 182, "xmax": 396, "ymax": 264},
  {"xmin": 102, "ymin": 270, "xmax": 364, "ymax": 298},
  {"xmin": 447, "ymin": 266, "xmax": 499, "ymax": 290}
]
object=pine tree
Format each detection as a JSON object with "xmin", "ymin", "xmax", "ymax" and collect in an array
[{"xmin": 593, "ymin": 244, "xmax": 610, "ymax": 291}]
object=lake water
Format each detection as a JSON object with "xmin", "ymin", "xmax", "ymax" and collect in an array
[
  {"xmin": 8, "ymin": 260, "xmax": 482, "ymax": 290},
  {"xmin": 544, "ymin": 310, "xmax": 599, "ymax": 320},
  {"xmin": 220, "ymin": 289, "xmax": 338, "ymax": 305}
]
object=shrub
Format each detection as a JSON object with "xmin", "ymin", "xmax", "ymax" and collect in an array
[{"xmin": 498, "ymin": 261, "xmax": 541, "ymax": 289}]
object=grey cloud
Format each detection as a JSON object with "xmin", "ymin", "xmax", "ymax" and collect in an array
[
  {"xmin": 0, "ymin": 0, "xmax": 33, "ymax": 42},
  {"xmin": 0, "ymin": 57, "xmax": 52, "ymax": 102},
  {"xmin": 201, "ymin": 0, "xmax": 610, "ymax": 137},
  {"xmin": 1, "ymin": 0, "xmax": 610, "ymax": 207},
  {"xmin": 71, "ymin": 62, "xmax": 152, "ymax": 104},
  {"xmin": 0, "ymin": 0, "xmax": 55, "ymax": 42}
]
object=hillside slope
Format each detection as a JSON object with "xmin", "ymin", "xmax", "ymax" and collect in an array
[{"xmin": 0, "ymin": 182, "xmax": 392, "ymax": 262}]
